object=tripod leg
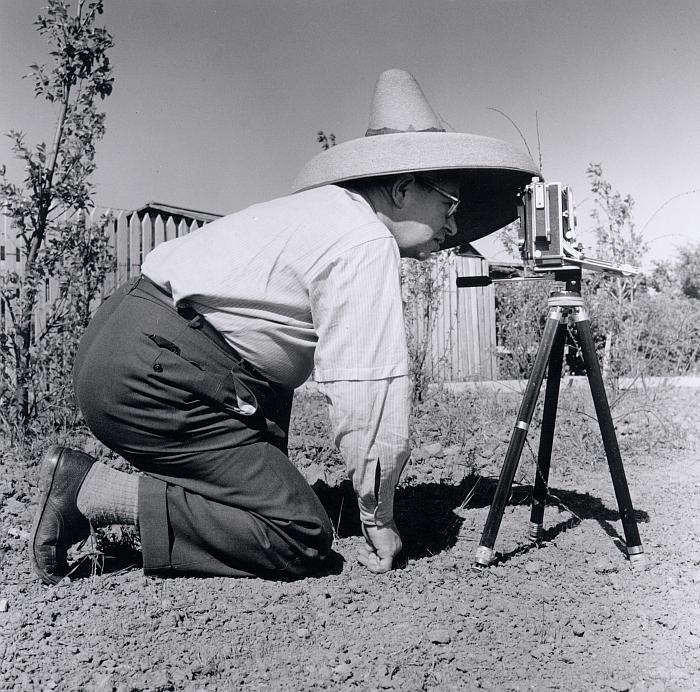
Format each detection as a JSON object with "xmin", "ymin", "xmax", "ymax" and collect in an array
[
  {"xmin": 529, "ymin": 322, "xmax": 567, "ymax": 540},
  {"xmin": 473, "ymin": 306, "xmax": 564, "ymax": 569},
  {"xmin": 573, "ymin": 308, "xmax": 645, "ymax": 564}
]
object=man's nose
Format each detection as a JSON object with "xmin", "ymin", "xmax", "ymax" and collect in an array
[{"xmin": 444, "ymin": 216, "xmax": 458, "ymax": 237}]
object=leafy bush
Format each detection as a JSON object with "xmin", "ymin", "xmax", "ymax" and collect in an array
[{"xmin": 587, "ymin": 289, "xmax": 700, "ymax": 378}]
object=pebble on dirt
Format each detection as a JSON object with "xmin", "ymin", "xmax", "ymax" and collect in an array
[
  {"xmin": 422, "ymin": 442, "xmax": 444, "ymax": 457},
  {"xmin": 428, "ymin": 628, "xmax": 453, "ymax": 644}
]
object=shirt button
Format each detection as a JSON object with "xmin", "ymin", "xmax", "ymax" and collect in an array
[{"xmin": 153, "ymin": 363, "xmax": 163, "ymax": 372}]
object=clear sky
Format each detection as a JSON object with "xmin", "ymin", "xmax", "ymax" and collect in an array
[{"xmin": 1, "ymin": 0, "xmax": 698, "ymax": 268}]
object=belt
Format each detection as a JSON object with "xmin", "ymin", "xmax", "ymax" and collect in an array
[{"xmin": 135, "ymin": 275, "xmax": 244, "ymax": 362}]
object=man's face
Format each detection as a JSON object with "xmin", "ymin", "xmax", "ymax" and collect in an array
[{"xmin": 391, "ymin": 175, "xmax": 460, "ymax": 260}]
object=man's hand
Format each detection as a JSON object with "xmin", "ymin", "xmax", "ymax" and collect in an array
[{"xmin": 357, "ymin": 521, "xmax": 402, "ymax": 573}]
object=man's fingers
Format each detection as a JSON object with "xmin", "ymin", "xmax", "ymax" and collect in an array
[
  {"xmin": 357, "ymin": 546, "xmax": 393, "ymax": 574},
  {"xmin": 358, "ymin": 522, "xmax": 402, "ymax": 573}
]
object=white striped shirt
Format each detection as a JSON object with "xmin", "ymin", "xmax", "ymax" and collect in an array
[{"xmin": 142, "ymin": 186, "xmax": 410, "ymax": 525}]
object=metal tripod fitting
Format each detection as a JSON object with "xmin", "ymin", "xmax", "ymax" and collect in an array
[
  {"xmin": 627, "ymin": 545, "xmax": 647, "ymax": 569},
  {"xmin": 472, "ymin": 545, "xmax": 495, "ymax": 570},
  {"xmin": 528, "ymin": 522, "xmax": 544, "ymax": 541}
]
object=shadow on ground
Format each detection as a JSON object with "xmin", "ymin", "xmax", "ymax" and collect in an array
[
  {"xmin": 69, "ymin": 475, "xmax": 650, "ymax": 580},
  {"xmin": 312, "ymin": 475, "xmax": 650, "ymax": 566}
]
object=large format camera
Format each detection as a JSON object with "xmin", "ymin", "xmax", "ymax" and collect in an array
[{"xmin": 516, "ymin": 177, "xmax": 635, "ymax": 277}]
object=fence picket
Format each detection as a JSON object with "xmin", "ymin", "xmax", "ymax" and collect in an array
[
  {"xmin": 115, "ymin": 212, "xmax": 129, "ymax": 285},
  {"xmin": 165, "ymin": 217, "xmax": 177, "ymax": 243},
  {"xmin": 1, "ymin": 216, "xmax": 15, "ymax": 333},
  {"xmin": 445, "ymin": 260, "xmax": 460, "ymax": 380},
  {"xmin": 101, "ymin": 209, "xmax": 118, "ymax": 296},
  {"xmin": 129, "ymin": 213, "xmax": 141, "ymax": 277},
  {"xmin": 154, "ymin": 214, "xmax": 165, "ymax": 247},
  {"xmin": 177, "ymin": 219, "xmax": 189, "ymax": 238},
  {"xmin": 2, "ymin": 215, "xmax": 17, "ymax": 275},
  {"xmin": 141, "ymin": 214, "xmax": 154, "ymax": 260}
]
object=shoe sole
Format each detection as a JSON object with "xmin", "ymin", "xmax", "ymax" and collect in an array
[{"xmin": 29, "ymin": 445, "xmax": 68, "ymax": 585}]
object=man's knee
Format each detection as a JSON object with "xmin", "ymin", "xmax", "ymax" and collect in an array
[
  {"xmin": 298, "ymin": 508, "xmax": 334, "ymax": 558},
  {"xmin": 316, "ymin": 513, "xmax": 334, "ymax": 558},
  {"xmin": 278, "ymin": 509, "xmax": 334, "ymax": 578}
]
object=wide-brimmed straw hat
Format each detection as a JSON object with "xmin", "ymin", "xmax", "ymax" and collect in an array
[{"xmin": 292, "ymin": 69, "xmax": 540, "ymax": 250}]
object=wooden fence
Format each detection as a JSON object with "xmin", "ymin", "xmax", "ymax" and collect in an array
[
  {"xmin": 404, "ymin": 254, "xmax": 497, "ymax": 381},
  {"xmin": 1, "ymin": 210, "xmax": 497, "ymax": 380},
  {"xmin": 105, "ymin": 209, "xmax": 207, "ymax": 294},
  {"xmin": 0, "ymin": 209, "xmax": 207, "ymax": 332}
]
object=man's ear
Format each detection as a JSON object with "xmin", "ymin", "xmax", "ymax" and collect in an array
[{"xmin": 390, "ymin": 175, "xmax": 415, "ymax": 209}]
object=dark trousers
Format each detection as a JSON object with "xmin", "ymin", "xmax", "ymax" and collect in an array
[{"xmin": 73, "ymin": 276, "xmax": 333, "ymax": 578}]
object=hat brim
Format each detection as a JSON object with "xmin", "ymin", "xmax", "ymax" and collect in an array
[
  {"xmin": 442, "ymin": 168, "xmax": 534, "ymax": 251},
  {"xmin": 292, "ymin": 131, "xmax": 539, "ymax": 252}
]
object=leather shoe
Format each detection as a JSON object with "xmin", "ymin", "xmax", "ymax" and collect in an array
[{"xmin": 30, "ymin": 446, "xmax": 95, "ymax": 585}]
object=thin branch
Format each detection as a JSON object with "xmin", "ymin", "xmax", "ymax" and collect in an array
[
  {"xmin": 640, "ymin": 189, "xmax": 700, "ymax": 234},
  {"xmin": 535, "ymin": 110, "xmax": 543, "ymax": 171},
  {"xmin": 488, "ymin": 107, "xmax": 535, "ymax": 163}
]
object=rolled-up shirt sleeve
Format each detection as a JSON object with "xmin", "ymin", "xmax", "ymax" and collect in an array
[
  {"xmin": 309, "ymin": 235, "xmax": 411, "ymax": 525},
  {"xmin": 320, "ymin": 377, "xmax": 410, "ymax": 525}
]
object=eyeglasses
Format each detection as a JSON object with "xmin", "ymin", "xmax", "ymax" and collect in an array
[{"xmin": 416, "ymin": 176, "xmax": 461, "ymax": 218}]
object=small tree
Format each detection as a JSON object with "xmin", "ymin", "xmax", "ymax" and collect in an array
[
  {"xmin": 586, "ymin": 164, "xmax": 646, "ymax": 269},
  {"xmin": 316, "ymin": 131, "xmax": 336, "ymax": 150},
  {"xmin": 401, "ymin": 254, "xmax": 452, "ymax": 403},
  {"xmin": 648, "ymin": 259, "xmax": 677, "ymax": 295},
  {"xmin": 0, "ymin": 0, "xmax": 114, "ymax": 435},
  {"xmin": 584, "ymin": 164, "xmax": 647, "ymax": 378},
  {"xmin": 649, "ymin": 243, "xmax": 700, "ymax": 300}
]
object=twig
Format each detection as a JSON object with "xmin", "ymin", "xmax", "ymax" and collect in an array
[
  {"xmin": 535, "ymin": 110, "xmax": 543, "ymax": 171},
  {"xmin": 547, "ymin": 491, "xmax": 583, "ymax": 524},
  {"xmin": 641, "ymin": 189, "xmax": 700, "ymax": 233},
  {"xmin": 334, "ymin": 495, "xmax": 344, "ymax": 538},
  {"xmin": 458, "ymin": 476, "xmax": 481, "ymax": 509},
  {"xmin": 488, "ymin": 107, "xmax": 535, "ymax": 163}
]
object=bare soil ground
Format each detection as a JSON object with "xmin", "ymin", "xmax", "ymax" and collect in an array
[{"xmin": 1, "ymin": 385, "xmax": 699, "ymax": 691}]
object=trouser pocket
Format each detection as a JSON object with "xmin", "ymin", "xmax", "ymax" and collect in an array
[{"xmin": 145, "ymin": 327, "xmax": 260, "ymax": 419}]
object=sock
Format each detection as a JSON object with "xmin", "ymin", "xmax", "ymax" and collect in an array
[{"xmin": 76, "ymin": 462, "xmax": 139, "ymax": 528}]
